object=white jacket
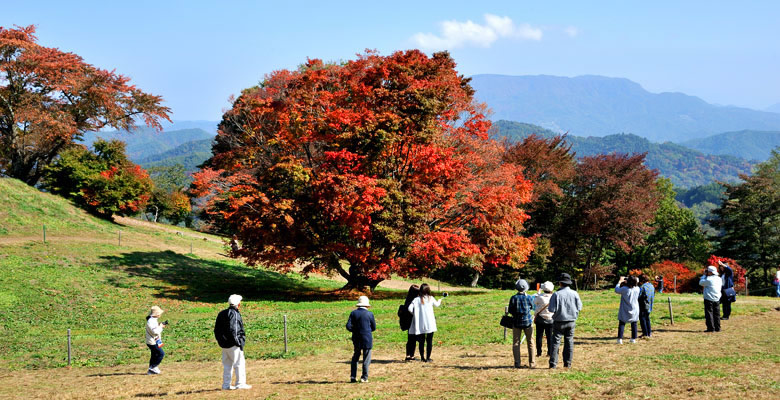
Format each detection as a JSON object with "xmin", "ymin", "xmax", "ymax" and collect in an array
[
  {"xmin": 145, "ymin": 317, "xmax": 164, "ymax": 346},
  {"xmin": 533, "ymin": 292, "xmax": 553, "ymax": 321},
  {"xmin": 408, "ymin": 295, "xmax": 441, "ymax": 335}
]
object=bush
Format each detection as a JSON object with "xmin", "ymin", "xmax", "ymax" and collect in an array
[
  {"xmin": 707, "ymin": 255, "xmax": 746, "ymax": 292},
  {"xmin": 649, "ymin": 260, "xmax": 698, "ymax": 293}
]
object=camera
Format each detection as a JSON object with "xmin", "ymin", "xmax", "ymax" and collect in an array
[
  {"xmin": 163, "ymin": 320, "xmax": 170, "ymax": 326},
  {"xmin": 442, "ymin": 292, "xmax": 449, "ymax": 298}
]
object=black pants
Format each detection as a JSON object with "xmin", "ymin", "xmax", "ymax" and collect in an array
[
  {"xmin": 535, "ymin": 319, "xmax": 553, "ymax": 357},
  {"xmin": 147, "ymin": 344, "xmax": 165, "ymax": 369},
  {"xmin": 618, "ymin": 320, "xmax": 638, "ymax": 340},
  {"xmin": 721, "ymin": 298, "xmax": 732, "ymax": 319},
  {"xmin": 405, "ymin": 334, "xmax": 416, "ymax": 358},
  {"xmin": 639, "ymin": 310, "xmax": 652, "ymax": 337},
  {"xmin": 704, "ymin": 299, "xmax": 721, "ymax": 332},
  {"xmin": 416, "ymin": 333, "xmax": 434, "ymax": 361}
]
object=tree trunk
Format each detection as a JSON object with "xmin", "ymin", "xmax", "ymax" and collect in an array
[
  {"xmin": 470, "ymin": 273, "xmax": 480, "ymax": 287},
  {"xmin": 327, "ymin": 255, "xmax": 383, "ymax": 292}
]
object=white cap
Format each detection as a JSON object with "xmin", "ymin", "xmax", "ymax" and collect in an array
[
  {"xmin": 228, "ymin": 294, "xmax": 243, "ymax": 306},
  {"xmin": 542, "ymin": 281, "xmax": 554, "ymax": 292},
  {"xmin": 707, "ymin": 266, "xmax": 719, "ymax": 275},
  {"xmin": 356, "ymin": 295, "xmax": 371, "ymax": 307}
]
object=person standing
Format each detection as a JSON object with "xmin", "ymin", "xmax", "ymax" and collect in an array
[
  {"xmin": 638, "ymin": 275, "xmax": 655, "ymax": 338},
  {"xmin": 408, "ymin": 283, "xmax": 443, "ymax": 362},
  {"xmin": 699, "ymin": 266, "xmax": 723, "ymax": 333},
  {"xmin": 547, "ymin": 273, "xmax": 583, "ymax": 369},
  {"xmin": 508, "ymin": 279, "xmax": 535, "ymax": 368},
  {"xmin": 398, "ymin": 285, "xmax": 420, "ymax": 361},
  {"xmin": 655, "ymin": 275, "xmax": 665, "ymax": 293},
  {"xmin": 144, "ymin": 306, "xmax": 167, "ymax": 375},
  {"xmin": 346, "ymin": 295, "xmax": 376, "ymax": 382},
  {"xmin": 775, "ymin": 266, "xmax": 780, "ymax": 298},
  {"xmin": 533, "ymin": 281, "xmax": 554, "ymax": 358},
  {"xmin": 718, "ymin": 260, "xmax": 735, "ymax": 320},
  {"xmin": 214, "ymin": 294, "xmax": 251, "ymax": 390},
  {"xmin": 615, "ymin": 276, "xmax": 640, "ymax": 344}
]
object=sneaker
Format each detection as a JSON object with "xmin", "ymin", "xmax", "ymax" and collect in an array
[
  {"xmin": 147, "ymin": 368, "xmax": 160, "ymax": 375},
  {"xmin": 360, "ymin": 378, "xmax": 368, "ymax": 383},
  {"xmin": 629, "ymin": 339, "xmax": 636, "ymax": 344},
  {"xmin": 152, "ymin": 367, "xmax": 161, "ymax": 374},
  {"xmin": 350, "ymin": 378, "xmax": 357, "ymax": 383},
  {"xmin": 616, "ymin": 339, "xmax": 623, "ymax": 344},
  {"xmin": 235, "ymin": 384, "xmax": 252, "ymax": 390},
  {"xmin": 221, "ymin": 385, "xmax": 235, "ymax": 390}
]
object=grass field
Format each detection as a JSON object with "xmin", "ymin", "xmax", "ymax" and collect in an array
[{"xmin": 1, "ymin": 177, "xmax": 779, "ymax": 399}]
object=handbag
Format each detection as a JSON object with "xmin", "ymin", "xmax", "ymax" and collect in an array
[
  {"xmin": 155, "ymin": 338, "xmax": 164, "ymax": 348},
  {"xmin": 500, "ymin": 314, "xmax": 513, "ymax": 328},
  {"xmin": 723, "ymin": 287, "xmax": 737, "ymax": 302}
]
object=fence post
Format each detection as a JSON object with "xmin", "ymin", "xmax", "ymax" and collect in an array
[
  {"xmin": 43, "ymin": 224, "xmax": 47, "ymax": 243},
  {"xmin": 667, "ymin": 297, "xmax": 674, "ymax": 325},
  {"xmin": 190, "ymin": 242, "xmax": 193, "ymax": 255},
  {"xmin": 745, "ymin": 276, "xmax": 748, "ymax": 296},
  {"xmin": 503, "ymin": 306, "xmax": 508, "ymax": 340},
  {"xmin": 673, "ymin": 276, "xmax": 677, "ymax": 293},
  {"xmin": 283, "ymin": 314, "xmax": 288, "ymax": 353},
  {"xmin": 67, "ymin": 329, "xmax": 71, "ymax": 367},
  {"xmin": 118, "ymin": 231, "xmax": 121, "ymax": 247}
]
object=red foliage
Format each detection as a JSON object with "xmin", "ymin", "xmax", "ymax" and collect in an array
[
  {"xmin": 707, "ymin": 255, "xmax": 747, "ymax": 291},
  {"xmin": 649, "ymin": 260, "xmax": 698, "ymax": 293},
  {"xmin": 194, "ymin": 50, "xmax": 535, "ymax": 289}
]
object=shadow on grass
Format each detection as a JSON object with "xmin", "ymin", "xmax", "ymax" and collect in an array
[
  {"xmin": 271, "ymin": 380, "xmax": 338, "ymax": 385},
  {"xmin": 437, "ymin": 364, "xmax": 516, "ymax": 370},
  {"xmin": 101, "ymin": 250, "xmax": 472, "ymax": 302},
  {"xmin": 335, "ymin": 359, "xmax": 405, "ymax": 365},
  {"xmin": 87, "ymin": 372, "xmax": 145, "ymax": 377},
  {"xmin": 654, "ymin": 328, "xmax": 705, "ymax": 333}
]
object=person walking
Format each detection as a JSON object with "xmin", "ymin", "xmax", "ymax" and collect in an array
[
  {"xmin": 699, "ymin": 266, "xmax": 723, "ymax": 333},
  {"xmin": 547, "ymin": 273, "xmax": 583, "ymax": 369},
  {"xmin": 408, "ymin": 283, "xmax": 443, "ymax": 362},
  {"xmin": 398, "ymin": 285, "xmax": 420, "ymax": 361},
  {"xmin": 718, "ymin": 260, "xmax": 735, "ymax": 320},
  {"xmin": 615, "ymin": 276, "xmax": 640, "ymax": 344},
  {"xmin": 508, "ymin": 279, "xmax": 535, "ymax": 368},
  {"xmin": 346, "ymin": 295, "xmax": 376, "ymax": 382},
  {"xmin": 144, "ymin": 306, "xmax": 167, "ymax": 375},
  {"xmin": 214, "ymin": 294, "xmax": 251, "ymax": 390},
  {"xmin": 534, "ymin": 281, "xmax": 554, "ymax": 358},
  {"xmin": 638, "ymin": 275, "xmax": 655, "ymax": 338}
]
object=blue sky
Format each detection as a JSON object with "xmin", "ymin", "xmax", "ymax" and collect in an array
[{"xmin": 4, "ymin": 1, "xmax": 779, "ymax": 120}]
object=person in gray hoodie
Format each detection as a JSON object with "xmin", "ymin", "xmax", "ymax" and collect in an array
[{"xmin": 547, "ymin": 273, "xmax": 583, "ymax": 369}]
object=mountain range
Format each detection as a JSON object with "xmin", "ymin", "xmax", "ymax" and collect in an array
[
  {"xmin": 470, "ymin": 74, "xmax": 780, "ymax": 142},
  {"xmin": 680, "ymin": 130, "xmax": 780, "ymax": 161}
]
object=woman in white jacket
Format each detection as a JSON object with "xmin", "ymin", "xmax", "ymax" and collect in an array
[
  {"xmin": 407, "ymin": 283, "xmax": 442, "ymax": 362},
  {"xmin": 145, "ymin": 306, "xmax": 167, "ymax": 374}
]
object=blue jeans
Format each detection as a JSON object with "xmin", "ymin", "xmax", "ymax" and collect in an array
[
  {"xmin": 775, "ymin": 283, "xmax": 780, "ymax": 297},
  {"xmin": 147, "ymin": 344, "xmax": 164, "ymax": 369},
  {"xmin": 618, "ymin": 320, "xmax": 638, "ymax": 340},
  {"xmin": 639, "ymin": 310, "xmax": 652, "ymax": 337},
  {"xmin": 550, "ymin": 321, "xmax": 576, "ymax": 368},
  {"xmin": 350, "ymin": 348, "xmax": 372, "ymax": 380}
]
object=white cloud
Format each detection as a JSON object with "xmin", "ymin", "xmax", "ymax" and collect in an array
[
  {"xmin": 412, "ymin": 14, "xmax": 543, "ymax": 50},
  {"xmin": 564, "ymin": 26, "xmax": 579, "ymax": 38}
]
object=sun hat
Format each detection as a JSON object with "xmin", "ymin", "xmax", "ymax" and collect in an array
[
  {"xmin": 228, "ymin": 294, "xmax": 243, "ymax": 306},
  {"xmin": 356, "ymin": 295, "xmax": 371, "ymax": 307},
  {"xmin": 515, "ymin": 279, "xmax": 529, "ymax": 293},
  {"xmin": 558, "ymin": 273, "xmax": 573, "ymax": 285},
  {"xmin": 149, "ymin": 306, "xmax": 163, "ymax": 317},
  {"xmin": 707, "ymin": 266, "xmax": 719, "ymax": 275},
  {"xmin": 542, "ymin": 281, "xmax": 554, "ymax": 292}
]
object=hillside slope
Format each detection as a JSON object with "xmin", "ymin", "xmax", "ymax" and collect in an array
[
  {"xmin": 680, "ymin": 130, "xmax": 780, "ymax": 161},
  {"xmin": 472, "ymin": 74, "xmax": 780, "ymax": 142},
  {"xmin": 80, "ymin": 127, "xmax": 214, "ymax": 162},
  {"xmin": 138, "ymin": 138, "xmax": 214, "ymax": 172}
]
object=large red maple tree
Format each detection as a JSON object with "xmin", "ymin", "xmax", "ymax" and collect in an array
[
  {"xmin": 0, "ymin": 25, "xmax": 170, "ymax": 185},
  {"xmin": 194, "ymin": 50, "xmax": 534, "ymax": 290}
]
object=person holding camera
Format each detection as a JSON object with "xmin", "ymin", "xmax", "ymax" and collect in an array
[
  {"xmin": 214, "ymin": 294, "xmax": 251, "ymax": 390},
  {"xmin": 699, "ymin": 266, "xmax": 722, "ymax": 332},
  {"xmin": 508, "ymin": 279, "xmax": 535, "ymax": 368},
  {"xmin": 615, "ymin": 276, "xmax": 640, "ymax": 344},
  {"xmin": 718, "ymin": 260, "xmax": 735, "ymax": 320},
  {"xmin": 638, "ymin": 275, "xmax": 655, "ymax": 338},
  {"xmin": 408, "ymin": 283, "xmax": 444, "ymax": 362},
  {"xmin": 144, "ymin": 306, "xmax": 167, "ymax": 375},
  {"xmin": 534, "ymin": 281, "xmax": 555, "ymax": 358}
]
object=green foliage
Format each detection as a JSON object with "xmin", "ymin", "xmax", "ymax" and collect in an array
[
  {"xmin": 681, "ymin": 130, "xmax": 780, "ymax": 162},
  {"xmin": 42, "ymin": 140, "xmax": 152, "ymax": 218},
  {"xmin": 81, "ymin": 128, "xmax": 214, "ymax": 162},
  {"xmin": 139, "ymin": 138, "xmax": 214, "ymax": 172}
]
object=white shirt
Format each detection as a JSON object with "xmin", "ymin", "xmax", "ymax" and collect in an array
[
  {"xmin": 533, "ymin": 292, "xmax": 553, "ymax": 321},
  {"xmin": 145, "ymin": 317, "xmax": 163, "ymax": 345},
  {"xmin": 407, "ymin": 295, "xmax": 441, "ymax": 335}
]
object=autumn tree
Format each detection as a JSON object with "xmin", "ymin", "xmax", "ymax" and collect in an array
[
  {"xmin": 553, "ymin": 153, "xmax": 661, "ymax": 279},
  {"xmin": 712, "ymin": 149, "xmax": 780, "ymax": 281},
  {"xmin": 193, "ymin": 50, "xmax": 534, "ymax": 290},
  {"xmin": 42, "ymin": 139, "xmax": 152, "ymax": 218},
  {"xmin": 147, "ymin": 165, "xmax": 193, "ymax": 225},
  {"xmin": 0, "ymin": 25, "xmax": 170, "ymax": 185}
]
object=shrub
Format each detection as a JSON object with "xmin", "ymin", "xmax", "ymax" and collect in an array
[
  {"xmin": 649, "ymin": 260, "xmax": 698, "ymax": 293},
  {"xmin": 707, "ymin": 255, "xmax": 746, "ymax": 292}
]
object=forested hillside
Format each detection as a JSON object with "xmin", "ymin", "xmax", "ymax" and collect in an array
[
  {"xmin": 680, "ymin": 130, "xmax": 780, "ymax": 161},
  {"xmin": 81, "ymin": 127, "xmax": 214, "ymax": 161},
  {"xmin": 138, "ymin": 138, "xmax": 213, "ymax": 172}
]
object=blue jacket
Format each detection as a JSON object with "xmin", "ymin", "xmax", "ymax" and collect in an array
[
  {"xmin": 346, "ymin": 307, "xmax": 376, "ymax": 349},
  {"xmin": 508, "ymin": 293, "xmax": 535, "ymax": 328},
  {"xmin": 639, "ymin": 282, "xmax": 655, "ymax": 312},
  {"xmin": 721, "ymin": 265, "xmax": 734, "ymax": 289}
]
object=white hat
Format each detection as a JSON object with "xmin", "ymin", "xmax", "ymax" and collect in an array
[
  {"xmin": 228, "ymin": 294, "xmax": 243, "ymax": 306},
  {"xmin": 149, "ymin": 306, "xmax": 163, "ymax": 317},
  {"xmin": 707, "ymin": 266, "xmax": 719, "ymax": 275},
  {"xmin": 356, "ymin": 296, "xmax": 371, "ymax": 307},
  {"xmin": 542, "ymin": 281, "xmax": 554, "ymax": 292}
]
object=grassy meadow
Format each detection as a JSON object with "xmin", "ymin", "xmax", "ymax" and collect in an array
[{"xmin": 1, "ymin": 177, "xmax": 779, "ymax": 399}]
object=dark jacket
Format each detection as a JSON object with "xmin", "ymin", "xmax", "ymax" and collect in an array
[
  {"xmin": 721, "ymin": 265, "xmax": 734, "ymax": 289},
  {"xmin": 214, "ymin": 306, "xmax": 246, "ymax": 350},
  {"xmin": 398, "ymin": 300, "xmax": 414, "ymax": 331},
  {"xmin": 346, "ymin": 307, "xmax": 376, "ymax": 349}
]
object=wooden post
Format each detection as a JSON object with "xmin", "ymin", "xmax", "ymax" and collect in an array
[
  {"xmin": 594, "ymin": 274, "xmax": 597, "ymax": 289},
  {"xmin": 745, "ymin": 276, "xmax": 748, "ymax": 296},
  {"xmin": 283, "ymin": 315, "xmax": 288, "ymax": 353},
  {"xmin": 667, "ymin": 297, "xmax": 674, "ymax": 325},
  {"xmin": 118, "ymin": 231, "xmax": 121, "ymax": 247},
  {"xmin": 190, "ymin": 242, "xmax": 193, "ymax": 255},
  {"xmin": 673, "ymin": 275, "xmax": 677, "ymax": 293},
  {"xmin": 67, "ymin": 329, "xmax": 71, "ymax": 366},
  {"xmin": 503, "ymin": 306, "xmax": 508, "ymax": 340},
  {"xmin": 43, "ymin": 224, "xmax": 47, "ymax": 243}
]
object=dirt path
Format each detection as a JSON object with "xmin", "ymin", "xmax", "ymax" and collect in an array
[{"xmin": 2, "ymin": 309, "xmax": 777, "ymax": 399}]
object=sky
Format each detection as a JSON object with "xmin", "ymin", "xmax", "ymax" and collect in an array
[{"xmin": 3, "ymin": 0, "xmax": 779, "ymax": 121}]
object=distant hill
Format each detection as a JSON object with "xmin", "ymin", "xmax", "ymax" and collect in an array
[
  {"xmin": 471, "ymin": 74, "xmax": 780, "ymax": 142},
  {"xmin": 492, "ymin": 120, "xmax": 754, "ymax": 188},
  {"xmin": 680, "ymin": 130, "xmax": 780, "ymax": 161},
  {"xmin": 138, "ymin": 138, "xmax": 214, "ymax": 172},
  {"xmin": 81, "ymin": 127, "xmax": 214, "ymax": 162},
  {"xmin": 766, "ymin": 103, "xmax": 780, "ymax": 114}
]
